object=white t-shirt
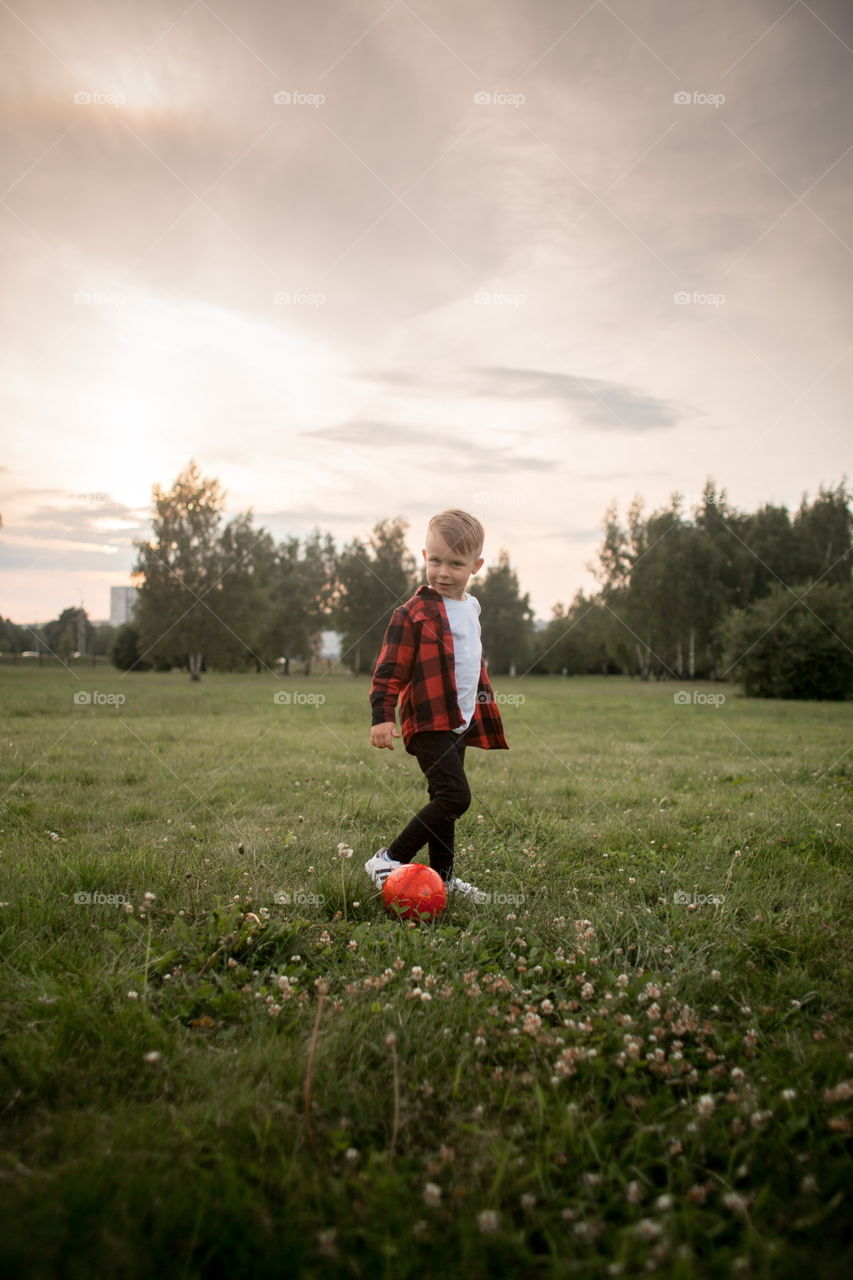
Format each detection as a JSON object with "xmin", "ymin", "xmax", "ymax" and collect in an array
[{"xmin": 442, "ymin": 593, "xmax": 482, "ymax": 733}]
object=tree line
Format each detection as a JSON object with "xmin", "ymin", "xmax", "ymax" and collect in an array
[
  {"xmin": 535, "ymin": 479, "xmax": 852, "ymax": 694},
  {"xmin": 3, "ymin": 465, "xmax": 850, "ymax": 698}
]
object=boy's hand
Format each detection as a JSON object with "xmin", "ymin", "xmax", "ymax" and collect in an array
[{"xmin": 371, "ymin": 723, "xmax": 401, "ymax": 750}]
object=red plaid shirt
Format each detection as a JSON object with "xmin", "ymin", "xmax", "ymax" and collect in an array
[{"xmin": 370, "ymin": 585, "xmax": 509, "ymax": 751}]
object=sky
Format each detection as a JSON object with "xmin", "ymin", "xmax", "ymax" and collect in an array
[{"xmin": 1, "ymin": 0, "xmax": 851, "ymax": 625}]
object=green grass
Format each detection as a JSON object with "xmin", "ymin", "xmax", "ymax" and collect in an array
[{"xmin": 0, "ymin": 668, "xmax": 851, "ymax": 1279}]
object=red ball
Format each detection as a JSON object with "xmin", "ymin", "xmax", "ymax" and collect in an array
[{"xmin": 382, "ymin": 863, "xmax": 447, "ymax": 920}]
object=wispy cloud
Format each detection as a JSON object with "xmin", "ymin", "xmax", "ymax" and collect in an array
[{"xmin": 303, "ymin": 419, "xmax": 555, "ymax": 470}]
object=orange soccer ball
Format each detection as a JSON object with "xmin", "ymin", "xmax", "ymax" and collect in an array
[{"xmin": 382, "ymin": 863, "xmax": 447, "ymax": 921}]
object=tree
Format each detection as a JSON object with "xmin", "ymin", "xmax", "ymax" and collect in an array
[
  {"xmin": 741, "ymin": 502, "xmax": 797, "ymax": 601},
  {"xmin": 792, "ymin": 482, "xmax": 852, "ymax": 586},
  {"xmin": 42, "ymin": 607, "xmax": 94, "ymax": 659},
  {"xmin": 111, "ymin": 624, "xmax": 152, "ymax": 672},
  {"xmin": 132, "ymin": 461, "xmax": 269, "ymax": 680},
  {"xmin": 0, "ymin": 616, "xmax": 25, "ymax": 654},
  {"xmin": 534, "ymin": 590, "xmax": 629, "ymax": 675},
  {"xmin": 721, "ymin": 580, "xmax": 853, "ymax": 700},
  {"xmin": 469, "ymin": 550, "xmax": 534, "ymax": 675},
  {"xmin": 92, "ymin": 623, "xmax": 117, "ymax": 657},
  {"xmin": 336, "ymin": 519, "xmax": 417, "ymax": 673},
  {"xmin": 257, "ymin": 530, "xmax": 337, "ymax": 675}
]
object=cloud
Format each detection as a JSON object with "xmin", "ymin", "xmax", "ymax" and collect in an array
[
  {"xmin": 475, "ymin": 367, "xmax": 691, "ymax": 431},
  {"xmin": 1, "ymin": 494, "xmax": 149, "ymax": 553},
  {"xmin": 303, "ymin": 419, "xmax": 554, "ymax": 470}
]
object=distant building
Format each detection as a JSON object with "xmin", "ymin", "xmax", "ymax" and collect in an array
[
  {"xmin": 110, "ymin": 586, "xmax": 139, "ymax": 627},
  {"xmin": 319, "ymin": 630, "xmax": 342, "ymax": 660}
]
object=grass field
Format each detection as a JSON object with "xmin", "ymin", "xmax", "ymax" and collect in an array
[{"xmin": 0, "ymin": 667, "xmax": 851, "ymax": 1279}]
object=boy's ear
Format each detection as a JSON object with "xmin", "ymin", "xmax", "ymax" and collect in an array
[{"xmin": 472, "ymin": 556, "xmax": 484, "ymax": 574}]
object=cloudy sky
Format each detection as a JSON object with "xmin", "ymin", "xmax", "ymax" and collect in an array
[{"xmin": 1, "ymin": 0, "xmax": 851, "ymax": 624}]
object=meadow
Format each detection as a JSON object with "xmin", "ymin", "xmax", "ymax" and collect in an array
[{"xmin": 0, "ymin": 666, "xmax": 850, "ymax": 1279}]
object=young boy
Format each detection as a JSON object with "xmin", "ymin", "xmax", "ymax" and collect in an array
[{"xmin": 365, "ymin": 509, "xmax": 508, "ymax": 900}]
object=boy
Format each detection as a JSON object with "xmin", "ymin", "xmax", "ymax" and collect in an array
[{"xmin": 365, "ymin": 509, "xmax": 508, "ymax": 900}]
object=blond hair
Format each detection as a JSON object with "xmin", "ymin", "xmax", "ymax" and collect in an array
[{"xmin": 427, "ymin": 509, "xmax": 484, "ymax": 559}]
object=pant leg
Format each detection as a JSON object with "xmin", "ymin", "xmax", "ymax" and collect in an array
[
  {"xmin": 387, "ymin": 731, "xmax": 470, "ymax": 880},
  {"xmin": 425, "ymin": 739, "xmax": 467, "ymax": 881}
]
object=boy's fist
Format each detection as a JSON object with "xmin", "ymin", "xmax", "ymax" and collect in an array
[{"xmin": 371, "ymin": 722, "xmax": 401, "ymax": 750}]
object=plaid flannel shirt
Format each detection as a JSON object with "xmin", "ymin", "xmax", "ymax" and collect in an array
[{"xmin": 370, "ymin": 585, "xmax": 509, "ymax": 751}]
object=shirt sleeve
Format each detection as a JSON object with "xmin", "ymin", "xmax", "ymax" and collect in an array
[{"xmin": 369, "ymin": 604, "xmax": 416, "ymax": 725}]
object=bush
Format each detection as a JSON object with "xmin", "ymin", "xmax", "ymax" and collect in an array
[
  {"xmin": 722, "ymin": 579, "xmax": 853, "ymax": 699},
  {"xmin": 110, "ymin": 624, "xmax": 152, "ymax": 672}
]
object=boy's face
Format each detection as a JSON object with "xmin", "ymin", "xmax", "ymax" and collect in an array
[{"xmin": 422, "ymin": 530, "xmax": 484, "ymax": 601}]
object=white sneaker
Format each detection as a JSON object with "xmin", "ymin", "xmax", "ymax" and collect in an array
[
  {"xmin": 364, "ymin": 847, "xmax": 403, "ymax": 889},
  {"xmin": 446, "ymin": 875, "xmax": 487, "ymax": 904}
]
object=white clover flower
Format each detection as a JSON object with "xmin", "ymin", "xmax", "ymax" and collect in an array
[
  {"xmin": 634, "ymin": 1218, "xmax": 662, "ymax": 1241},
  {"xmin": 423, "ymin": 1182, "xmax": 442, "ymax": 1207},
  {"xmin": 477, "ymin": 1209, "xmax": 500, "ymax": 1233}
]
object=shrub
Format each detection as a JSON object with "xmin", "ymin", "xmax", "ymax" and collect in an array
[{"xmin": 722, "ymin": 579, "xmax": 853, "ymax": 699}]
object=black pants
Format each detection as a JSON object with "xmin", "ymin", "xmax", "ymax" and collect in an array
[{"xmin": 387, "ymin": 730, "xmax": 471, "ymax": 882}]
